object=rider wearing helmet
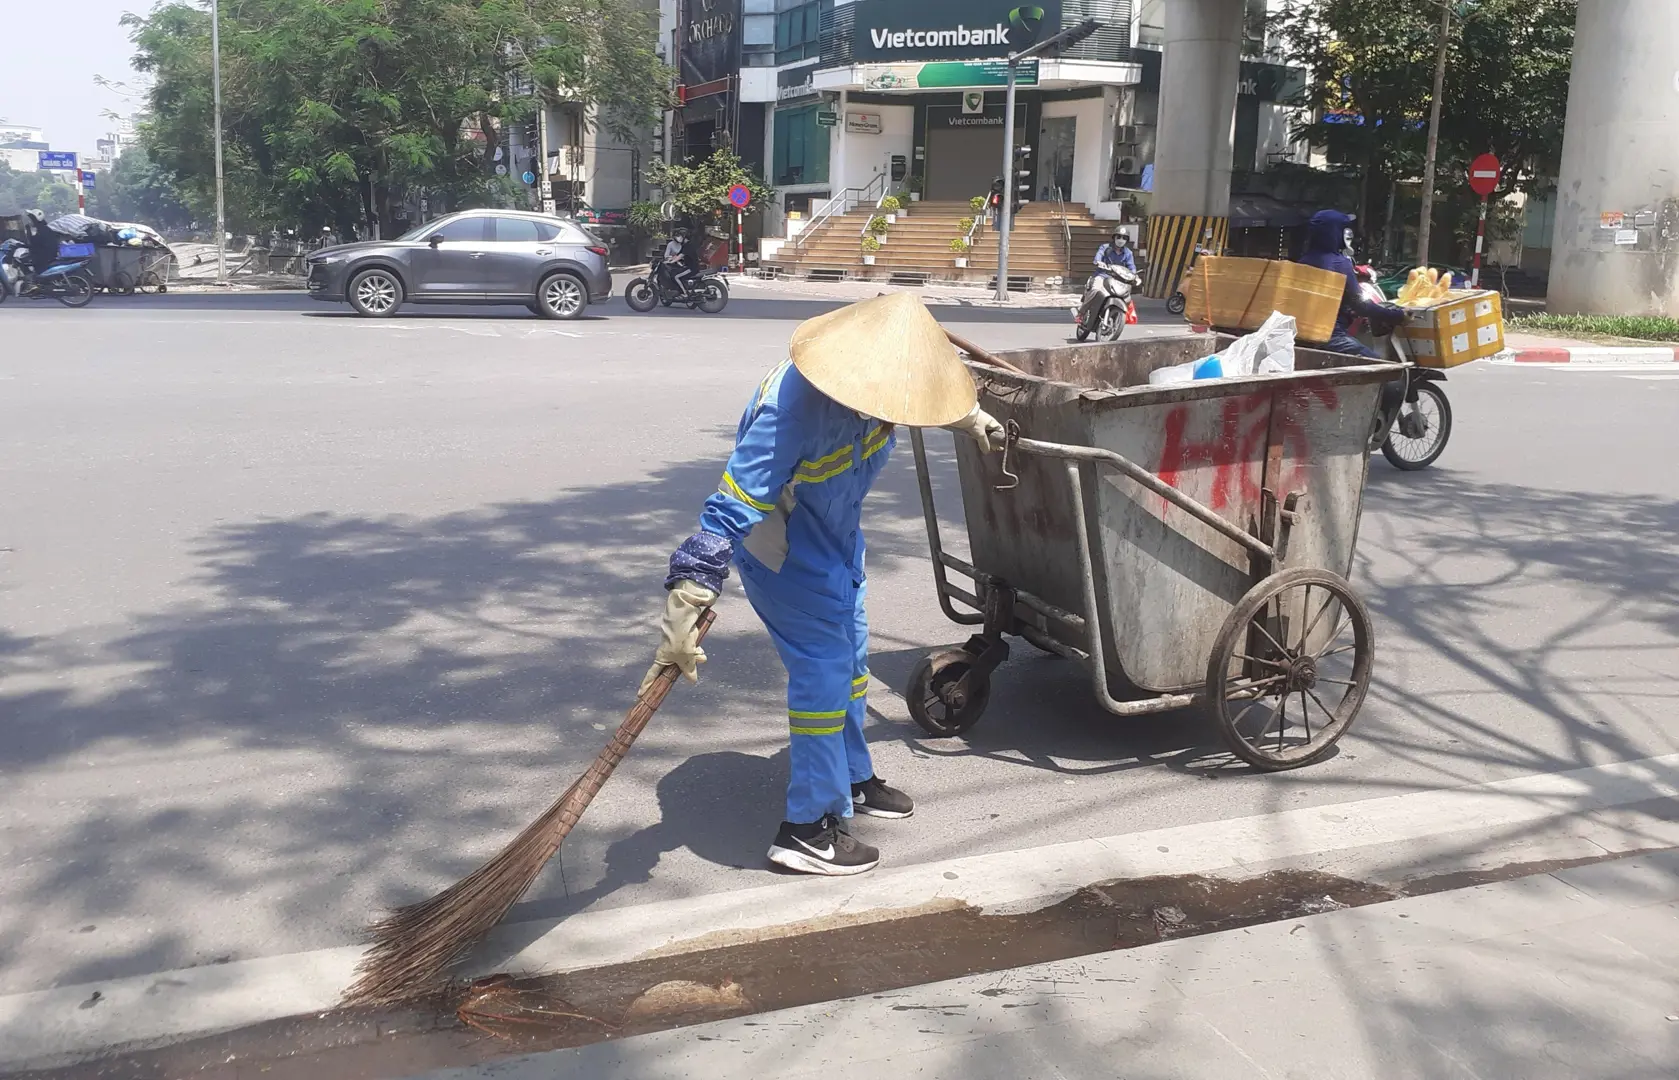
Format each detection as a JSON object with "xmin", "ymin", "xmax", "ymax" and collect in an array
[
  {"xmin": 22, "ymin": 210, "xmax": 60, "ymax": 278},
  {"xmin": 1077, "ymin": 229, "xmax": 1137, "ymax": 324},
  {"xmin": 1297, "ymin": 210, "xmax": 1404, "ymax": 357},
  {"xmin": 662, "ymin": 227, "xmax": 694, "ymax": 297}
]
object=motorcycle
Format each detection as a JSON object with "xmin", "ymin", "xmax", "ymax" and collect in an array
[
  {"xmin": 1371, "ymin": 331, "xmax": 1452, "ymax": 471},
  {"xmin": 1165, "ymin": 246, "xmax": 1213, "ymax": 317},
  {"xmin": 624, "ymin": 256, "xmax": 729, "ymax": 314},
  {"xmin": 0, "ymin": 239, "xmax": 95, "ymax": 308},
  {"xmin": 1071, "ymin": 263, "xmax": 1141, "ymax": 342}
]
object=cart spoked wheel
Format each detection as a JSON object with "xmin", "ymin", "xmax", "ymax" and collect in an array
[
  {"xmin": 1205, "ymin": 568, "xmax": 1373, "ymax": 771},
  {"xmin": 907, "ymin": 649, "xmax": 992, "ymax": 738}
]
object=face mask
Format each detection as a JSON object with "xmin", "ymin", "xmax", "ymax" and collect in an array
[{"xmin": 1343, "ymin": 228, "xmax": 1355, "ymax": 255}]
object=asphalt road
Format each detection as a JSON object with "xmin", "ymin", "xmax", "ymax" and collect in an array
[{"xmin": 2, "ymin": 287, "xmax": 1676, "ymax": 997}]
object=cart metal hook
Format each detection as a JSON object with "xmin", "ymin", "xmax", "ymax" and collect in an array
[{"xmin": 996, "ymin": 419, "xmax": 1022, "ymax": 490}]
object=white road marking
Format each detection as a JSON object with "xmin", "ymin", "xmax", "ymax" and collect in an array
[{"xmin": 2, "ymin": 752, "xmax": 1676, "ymax": 1069}]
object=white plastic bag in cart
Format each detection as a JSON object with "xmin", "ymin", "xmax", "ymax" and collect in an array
[{"xmin": 1218, "ymin": 310, "xmax": 1297, "ymax": 376}]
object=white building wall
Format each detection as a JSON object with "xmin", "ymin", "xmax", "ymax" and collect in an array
[{"xmin": 836, "ymin": 104, "xmax": 914, "ymax": 194}]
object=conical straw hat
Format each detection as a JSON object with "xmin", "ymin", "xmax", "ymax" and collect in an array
[{"xmin": 789, "ymin": 293, "xmax": 976, "ymax": 427}]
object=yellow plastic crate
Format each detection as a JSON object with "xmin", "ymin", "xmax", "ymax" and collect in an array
[
  {"xmin": 1396, "ymin": 290, "xmax": 1504, "ymax": 368},
  {"xmin": 1180, "ymin": 256, "xmax": 1345, "ymax": 344}
]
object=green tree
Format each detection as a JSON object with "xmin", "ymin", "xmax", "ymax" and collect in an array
[
  {"xmin": 87, "ymin": 144, "xmax": 198, "ymax": 231},
  {"xmin": 1274, "ymin": 0, "xmax": 1575, "ymax": 261},
  {"xmin": 644, "ymin": 148, "xmax": 773, "ymax": 225},
  {"xmin": 127, "ymin": 0, "xmax": 670, "ymax": 237},
  {"xmin": 0, "ymin": 163, "xmax": 80, "ymax": 219}
]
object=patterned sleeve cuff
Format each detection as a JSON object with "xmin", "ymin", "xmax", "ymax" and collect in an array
[{"xmin": 666, "ymin": 531, "xmax": 734, "ymax": 593}]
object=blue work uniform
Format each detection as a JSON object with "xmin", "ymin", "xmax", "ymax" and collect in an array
[
  {"xmin": 666, "ymin": 360, "xmax": 896, "ymax": 824},
  {"xmin": 1092, "ymin": 241, "xmax": 1135, "ymax": 274}
]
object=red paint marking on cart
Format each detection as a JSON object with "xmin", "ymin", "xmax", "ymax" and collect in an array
[{"xmin": 1156, "ymin": 387, "xmax": 1338, "ymax": 517}]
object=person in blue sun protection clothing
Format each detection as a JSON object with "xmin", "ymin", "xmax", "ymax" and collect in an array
[{"xmin": 640, "ymin": 293, "xmax": 1006, "ymax": 876}]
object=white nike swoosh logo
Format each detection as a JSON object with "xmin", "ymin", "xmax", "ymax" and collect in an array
[{"xmin": 794, "ymin": 836, "xmax": 835, "ymax": 860}]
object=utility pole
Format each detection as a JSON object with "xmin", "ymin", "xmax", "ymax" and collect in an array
[
  {"xmin": 994, "ymin": 18, "xmax": 1100, "ymax": 302},
  {"xmin": 536, "ymin": 95, "xmax": 554, "ymax": 215},
  {"xmin": 210, "ymin": 0, "xmax": 227, "ymax": 284},
  {"xmin": 1417, "ymin": 1, "xmax": 1451, "ymax": 265}
]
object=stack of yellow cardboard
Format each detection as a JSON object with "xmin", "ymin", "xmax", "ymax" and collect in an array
[
  {"xmin": 1180, "ymin": 256, "xmax": 1345, "ymax": 343},
  {"xmin": 1396, "ymin": 290, "xmax": 1505, "ymax": 368}
]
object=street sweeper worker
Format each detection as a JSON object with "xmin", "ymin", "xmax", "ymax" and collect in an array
[{"xmin": 639, "ymin": 293, "xmax": 1006, "ymax": 877}]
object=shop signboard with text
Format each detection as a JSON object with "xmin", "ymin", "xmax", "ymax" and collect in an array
[
  {"xmin": 860, "ymin": 59, "xmax": 1039, "ymax": 91},
  {"xmin": 850, "ymin": 0, "xmax": 1063, "ymax": 63},
  {"xmin": 680, "ymin": 0, "xmax": 741, "ymax": 89}
]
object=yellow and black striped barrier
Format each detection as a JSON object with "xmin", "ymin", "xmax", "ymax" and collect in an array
[{"xmin": 1142, "ymin": 214, "xmax": 1228, "ymax": 299}]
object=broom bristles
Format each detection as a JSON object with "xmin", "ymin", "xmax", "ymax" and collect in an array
[{"xmin": 344, "ymin": 611, "xmax": 716, "ymax": 1007}]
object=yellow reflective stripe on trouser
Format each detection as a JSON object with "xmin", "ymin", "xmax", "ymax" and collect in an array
[
  {"xmin": 851, "ymin": 673, "xmax": 869, "ymax": 699},
  {"xmin": 719, "ymin": 471, "xmax": 775, "ymax": 512},
  {"xmin": 789, "ymin": 708, "xmax": 846, "ymax": 736}
]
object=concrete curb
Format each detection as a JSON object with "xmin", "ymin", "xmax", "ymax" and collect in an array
[{"xmin": 1510, "ymin": 343, "xmax": 1679, "ymax": 364}]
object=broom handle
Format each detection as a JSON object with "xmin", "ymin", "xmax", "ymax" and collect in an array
[
  {"xmin": 536, "ymin": 609, "xmax": 717, "ymax": 858},
  {"xmin": 944, "ymin": 329, "xmax": 1028, "ymax": 375}
]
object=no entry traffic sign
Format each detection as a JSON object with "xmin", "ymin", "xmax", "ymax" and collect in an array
[{"xmin": 1468, "ymin": 154, "xmax": 1502, "ymax": 197}]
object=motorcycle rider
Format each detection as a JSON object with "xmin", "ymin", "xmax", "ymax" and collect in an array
[
  {"xmin": 1298, "ymin": 209, "xmax": 1409, "ymax": 420},
  {"xmin": 660, "ymin": 227, "xmax": 694, "ymax": 298},
  {"xmin": 1076, "ymin": 229, "xmax": 1137, "ymax": 325},
  {"xmin": 21, "ymin": 210, "xmax": 62, "ymax": 282}
]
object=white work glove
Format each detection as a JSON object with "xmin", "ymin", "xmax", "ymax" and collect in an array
[
  {"xmin": 944, "ymin": 404, "xmax": 1006, "ymax": 452},
  {"xmin": 637, "ymin": 579, "xmax": 718, "ymax": 697}
]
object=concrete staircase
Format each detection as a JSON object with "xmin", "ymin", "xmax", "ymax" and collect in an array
[{"xmin": 765, "ymin": 198, "xmax": 1115, "ymax": 289}]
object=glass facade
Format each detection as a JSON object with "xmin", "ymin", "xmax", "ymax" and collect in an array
[
  {"xmin": 775, "ymin": 0, "xmax": 831, "ymax": 65},
  {"xmin": 772, "ymin": 104, "xmax": 830, "ymax": 186}
]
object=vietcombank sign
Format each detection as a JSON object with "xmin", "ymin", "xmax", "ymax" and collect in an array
[{"xmin": 851, "ymin": 0, "xmax": 1063, "ymax": 62}]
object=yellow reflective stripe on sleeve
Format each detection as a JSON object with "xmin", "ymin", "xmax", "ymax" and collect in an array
[
  {"xmin": 801, "ymin": 444, "xmax": 853, "ymax": 470},
  {"xmin": 719, "ymin": 471, "xmax": 775, "ymax": 513},
  {"xmin": 861, "ymin": 425, "xmax": 891, "ymax": 461}
]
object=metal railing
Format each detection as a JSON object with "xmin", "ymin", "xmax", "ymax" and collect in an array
[
  {"xmin": 1050, "ymin": 184, "xmax": 1073, "ymax": 284},
  {"xmin": 789, "ymin": 172, "xmax": 888, "ymax": 249}
]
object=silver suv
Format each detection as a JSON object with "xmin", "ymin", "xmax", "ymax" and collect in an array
[{"xmin": 305, "ymin": 210, "xmax": 613, "ymax": 319}]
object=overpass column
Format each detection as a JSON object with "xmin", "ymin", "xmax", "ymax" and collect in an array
[
  {"xmin": 1548, "ymin": 0, "xmax": 1679, "ymax": 316},
  {"xmin": 1143, "ymin": 0, "xmax": 1243, "ymax": 298}
]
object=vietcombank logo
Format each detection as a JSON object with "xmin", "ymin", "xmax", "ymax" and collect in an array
[
  {"xmin": 1009, "ymin": 6, "xmax": 1046, "ymax": 39},
  {"xmin": 868, "ymin": 6, "xmax": 1046, "ymax": 52}
]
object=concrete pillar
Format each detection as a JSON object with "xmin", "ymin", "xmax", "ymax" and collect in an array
[
  {"xmin": 1143, "ymin": 0, "xmax": 1243, "ymax": 297},
  {"xmin": 1548, "ymin": 0, "xmax": 1679, "ymax": 316}
]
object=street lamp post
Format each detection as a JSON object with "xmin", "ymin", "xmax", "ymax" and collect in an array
[
  {"xmin": 210, "ymin": 0, "xmax": 227, "ymax": 284},
  {"xmin": 994, "ymin": 18, "xmax": 1100, "ymax": 302}
]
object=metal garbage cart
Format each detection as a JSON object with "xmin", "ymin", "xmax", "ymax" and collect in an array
[
  {"xmin": 91, "ymin": 246, "xmax": 174, "ymax": 294},
  {"xmin": 908, "ymin": 335, "xmax": 1396, "ymax": 770}
]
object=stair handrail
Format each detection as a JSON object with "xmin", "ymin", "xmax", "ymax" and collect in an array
[
  {"xmin": 855, "ymin": 173, "xmax": 891, "ymax": 237},
  {"xmin": 791, "ymin": 172, "xmax": 888, "ymax": 250},
  {"xmin": 1052, "ymin": 184, "xmax": 1073, "ymax": 285}
]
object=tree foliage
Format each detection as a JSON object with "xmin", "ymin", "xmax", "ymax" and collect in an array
[
  {"xmin": 127, "ymin": 0, "xmax": 671, "ymax": 237},
  {"xmin": 1274, "ymin": 0, "xmax": 1575, "ymax": 259},
  {"xmin": 91, "ymin": 144, "xmax": 199, "ymax": 230},
  {"xmin": 0, "ymin": 163, "xmax": 80, "ymax": 219},
  {"xmin": 644, "ymin": 149, "xmax": 773, "ymax": 224}
]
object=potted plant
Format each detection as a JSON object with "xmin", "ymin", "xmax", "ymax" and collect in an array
[
  {"xmin": 949, "ymin": 236, "xmax": 971, "ymax": 269},
  {"xmin": 969, "ymin": 195, "xmax": 987, "ymax": 215},
  {"xmin": 906, "ymin": 174, "xmax": 924, "ymax": 202},
  {"xmin": 957, "ymin": 215, "xmax": 976, "ymax": 234},
  {"xmin": 867, "ymin": 215, "xmax": 890, "ymax": 244},
  {"xmin": 880, "ymin": 195, "xmax": 903, "ymax": 223},
  {"xmin": 861, "ymin": 234, "xmax": 880, "ymax": 265}
]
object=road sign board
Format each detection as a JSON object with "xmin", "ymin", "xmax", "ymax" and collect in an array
[
  {"xmin": 815, "ymin": 111, "xmax": 838, "ymax": 128},
  {"xmin": 522, "ymin": 170, "xmax": 535, "ymax": 185},
  {"xmin": 727, "ymin": 184, "xmax": 751, "ymax": 209},
  {"xmin": 37, "ymin": 151, "xmax": 78, "ymax": 171},
  {"xmin": 80, "ymin": 170, "xmax": 96, "ymax": 189},
  {"xmin": 1468, "ymin": 153, "xmax": 1501, "ymax": 197}
]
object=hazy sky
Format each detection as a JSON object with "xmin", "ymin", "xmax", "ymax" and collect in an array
[{"xmin": 0, "ymin": 0, "xmax": 148, "ymax": 156}]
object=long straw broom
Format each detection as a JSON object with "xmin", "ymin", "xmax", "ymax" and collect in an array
[{"xmin": 344, "ymin": 610, "xmax": 717, "ymax": 1006}]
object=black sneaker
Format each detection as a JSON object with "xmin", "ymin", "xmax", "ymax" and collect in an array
[
  {"xmin": 851, "ymin": 776, "xmax": 914, "ymax": 819},
  {"xmin": 767, "ymin": 815, "xmax": 880, "ymax": 876}
]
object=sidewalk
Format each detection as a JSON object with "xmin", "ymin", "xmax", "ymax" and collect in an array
[
  {"xmin": 409, "ymin": 849, "xmax": 1679, "ymax": 1080},
  {"xmin": 1504, "ymin": 330, "xmax": 1679, "ymax": 365}
]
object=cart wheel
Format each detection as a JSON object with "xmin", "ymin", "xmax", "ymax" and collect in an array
[
  {"xmin": 112, "ymin": 271, "xmax": 136, "ymax": 295},
  {"xmin": 1205, "ymin": 568, "xmax": 1373, "ymax": 771},
  {"xmin": 907, "ymin": 649, "xmax": 991, "ymax": 738}
]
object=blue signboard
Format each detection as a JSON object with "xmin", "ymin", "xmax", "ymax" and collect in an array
[
  {"xmin": 37, "ymin": 151, "xmax": 78, "ymax": 171},
  {"xmin": 80, "ymin": 170, "xmax": 96, "ymax": 190}
]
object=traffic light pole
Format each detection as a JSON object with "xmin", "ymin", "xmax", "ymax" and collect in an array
[{"xmin": 994, "ymin": 60, "xmax": 1018, "ymax": 303}]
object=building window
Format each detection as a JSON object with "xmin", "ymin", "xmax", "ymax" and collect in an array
[
  {"xmin": 775, "ymin": 0, "xmax": 831, "ymax": 65},
  {"xmin": 773, "ymin": 105, "xmax": 829, "ymax": 186}
]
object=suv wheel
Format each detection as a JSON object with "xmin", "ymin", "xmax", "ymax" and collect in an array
[
  {"xmin": 536, "ymin": 272, "xmax": 586, "ymax": 320},
  {"xmin": 348, "ymin": 268, "xmax": 403, "ymax": 317}
]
